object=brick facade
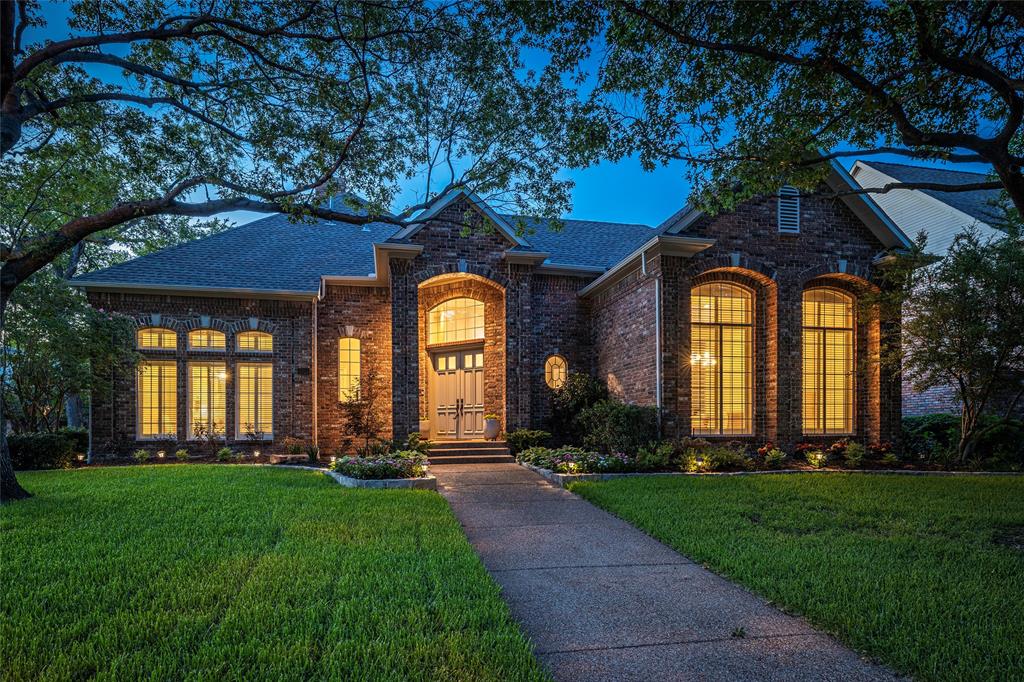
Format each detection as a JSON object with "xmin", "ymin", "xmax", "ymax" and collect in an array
[{"xmin": 87, "ymin": 193, "xmax": 903, "ymax": 456}]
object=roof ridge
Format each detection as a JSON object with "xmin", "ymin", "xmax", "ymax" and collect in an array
[
  {"xmin": 865, "ymin": 160, "xmax": 994, "ymax": 181},
  {"xmin": 499, "ymin": 212, "xmax": 658, "ymax": 229}
]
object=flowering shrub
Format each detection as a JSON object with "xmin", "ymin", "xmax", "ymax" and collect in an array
[
  {"xmin": 332, "ymin": 451, "xmax": 427, "ymax": 479},
  {"xmin": 756, "ymin": 442, "xmax": 775, "ymax": 457},
  {"xmin": 517, "ymin": 446, "xmax": 636, "ymax": 473},
  {"xmin": 805, "ymin": 449, "xmax": 828, "ymax": 468},
  {"xmin": 679, "ymin": 443, "xmax": 752, "ymax": 472},
  {"xmin": 869, "ymin": 441, "xmax": 894, "ymax": 458},
  {"xmin": 829, "ymin": 439, "xmax": 850, "ymax": 457},
  {"xmin": 794, "ymin": 442, "xmax": 817, "ymax": 457}
]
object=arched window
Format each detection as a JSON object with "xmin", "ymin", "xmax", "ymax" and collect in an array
[
  {"xmin": 137, "ymin": 327, "xmax": 177, "ymax": 350},
  {"xmin": 237, "ymin": 331, "xmax": 273, "ymax": 352},
  {"xmin": 338, "ymin": 337, "xmax": 361, "ymax": 402},
  {"xmin": 690, "ymin": 282, "xmax": 753, "ymax": 435},
  {"xmin": 428, "ymin": 298, "xmax": 484, "ymax": 345},
  {"xmin": 545, "ymin": 355, "xmax": 568, "ymax": 389},
  {"xmin": 188, "ymin": 329, "xmax": 225, "ymax": 350},
  {"xmin": 802, "ymin": 288, "xmax": 855, "ymax": 434}
]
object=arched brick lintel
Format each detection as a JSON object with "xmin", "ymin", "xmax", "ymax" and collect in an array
[{"xmin": 414, "ymin": 265, "xmax": 508, "ymax": 291}]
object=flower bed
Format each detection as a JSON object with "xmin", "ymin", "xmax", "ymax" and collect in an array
[
  {"xmin": 331, "ymin": 450, "xmax": 428, "ymax": 480},
  {"xmin": 517, "ymin": 446, "xmax": 635, "ymax": 473}
]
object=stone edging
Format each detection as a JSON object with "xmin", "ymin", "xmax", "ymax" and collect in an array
[{"xmin": 519, "ymin": 461, "xmax": 1023, "ymax": 488}]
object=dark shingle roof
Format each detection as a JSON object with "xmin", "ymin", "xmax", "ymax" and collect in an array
[
  {"xmin": 866, "ymin": 162, "xmax": 1005, "ymax": 228},
  {"xmin": 71, "ymin": 214, "xmax": 397, "ymax": 293},
  {"xmin": 71, "ymin": 202, "xmax": 662, "ymax": 293},
  {"xmin": 501, "ymin": 215, "xmax": 660, "ymax": 269}
]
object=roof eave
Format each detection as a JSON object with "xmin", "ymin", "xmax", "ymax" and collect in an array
[
  {"xmin": 69, "ymin": 280, "xmax": 317, "ymax": 301},
  {"xmin": 579, "ymin": 235, "xmax": 715, "ymax": 298}
]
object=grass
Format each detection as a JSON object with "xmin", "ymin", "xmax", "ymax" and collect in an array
[
  {"xmin": 1, "ymin": 466, "xmax": 547, "ymax": 681},
  {"xmin": 569, "ymin": 474, "xmax": 1024, "ymax": 682}
]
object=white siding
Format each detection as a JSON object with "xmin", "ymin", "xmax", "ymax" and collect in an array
[{"xmin": 850, "ymin": 162, "xmax": 1004, "ymax": 256}]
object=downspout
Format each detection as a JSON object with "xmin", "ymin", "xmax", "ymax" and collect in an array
[{"xmin": 311, "ymin": 298, "xmax": 318, "ymax": 448}]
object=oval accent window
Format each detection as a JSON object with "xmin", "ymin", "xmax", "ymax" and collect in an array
[{"xmin": 544, "ymin": 355, "xmax": 568, "ymax": 389}]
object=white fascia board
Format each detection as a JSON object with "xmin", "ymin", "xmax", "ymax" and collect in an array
[
  {"xmin": 70, "ymin": 281, "xmax": 317, "ymax": 301},
  {"xmin": 828, "ymin": 159, "xmax": 914, "ymax": 250},
  {"xmin": 578, "ymin": 235, "xmax": 715, "ymax": 298},
  {"xmin": 660, "ymin": 204, "xmax": 703, "ymax": 234},
  {"xmin": 503, "ymin": 250, "xmax": 550, "ymax": 265}
]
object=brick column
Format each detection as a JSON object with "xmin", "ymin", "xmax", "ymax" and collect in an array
[
  {"xmin": 775, "ymin": 277, "xmax": 803, "ymax": 446},
  {"xmin": 504, "ymin": 264, "xmax": 533, "ymax": 430},
  {"xmin": 658, "ymin": 256, "xmax": 689, "ymax": 438},
  {"xmin": 390, "ymin": 259, "xmax": 419, "ymax": 439}
]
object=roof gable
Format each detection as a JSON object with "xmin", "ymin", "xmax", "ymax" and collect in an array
[
  {"xmin": 660, "ymin": 160, "xmax": 913, "ymax": 251},
  {"xmin": 390, "ymin": 189, "xmax": 529, "ymax": 247}
]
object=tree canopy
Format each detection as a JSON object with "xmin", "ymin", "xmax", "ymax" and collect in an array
[{"xmin": 510, "ymin": 0, "xmax": 1023, "ymax": 214}]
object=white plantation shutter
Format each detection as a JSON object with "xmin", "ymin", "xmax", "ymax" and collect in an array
[{"xmin": 778, "ymin": 185, "xmax": 801, "ymax": 234}]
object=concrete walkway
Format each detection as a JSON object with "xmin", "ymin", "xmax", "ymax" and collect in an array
[{"xmin": 433, "ymin": 463, "xmax": 897, "ymax": 682}]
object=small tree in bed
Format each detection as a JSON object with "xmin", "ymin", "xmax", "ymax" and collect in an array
[{"xmin": 339, "ymin": 362, "xmax": 387, "ymax": 454}]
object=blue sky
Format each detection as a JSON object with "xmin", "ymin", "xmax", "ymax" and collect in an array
[{"xmin": 31, "ymin": 1, "xmax": 993, "ymax": 229}]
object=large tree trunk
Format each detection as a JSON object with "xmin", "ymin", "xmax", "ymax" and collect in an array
[{"xmin": 0, "ymin": 285, "xmax": 32, "ymax": 502}]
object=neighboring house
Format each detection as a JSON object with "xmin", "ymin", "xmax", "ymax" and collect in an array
[
  {"xmin": 850, "ymin": 161, "xmax": 1007, "ymax": 416},
  {"xmin": 72, "ymin": 161, "xmax": 910, "ymax": 456}
]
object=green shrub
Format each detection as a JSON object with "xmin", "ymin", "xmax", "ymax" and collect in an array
[
  {"xmin": 517, "ymin": 446, "xmax": 557, "ymax": 469},
  {"xmin": 132, "ymin": 448, "xmax": 150, "ymax": 464},
  {"xmin": 578, "ymin": 400, "xmax": 659, "ymax": 455},
  {"xmin": 356, "ymin": 440, "xmax": 392, "ymax": 458},
  {"xmin": 305, "ymin": 444, "xmax": 320, "ymax": 464},
  {"xmin": 216, "ymin": 447, "xmax": 234, "ymax": 462},
  {"xmin": 806, "ymin": 449, "xmax": 828, "ymax": 468},
  {"xmin": 58, "ymin": 428, "xmax": 89, "ymax": 455},
  {"xmin": 549, "ymin": 372, "xmax": 608, "ymax": 444},
  {"xmin": 506, "ymin": 429, "xmax": 551, "ymax": 455},
  {"xmin": 7, "ymin": 433, "xmax": 75, "ymax": 470},
  {"xmin": 399, "ymin": 433, "xmax": 431, "ymax": 457},
  {"xmin": 174, "ymin": 448, "xmax": 189, "ymax": 461},
  {"xmin": 902, "ymin": 413, "xmax": 1024, "ymax": 468},
  {"xmin": 637, "ymin": 441, "xmax": 673, "ymax": 471},
  {"xmin": 679, "ymin": 442, "xmax": 750, "ymax": 472},
  {"xmin": 281, "ymin": 436, "xmax": 304, "ymax": 455},
  {"xmin": 844, "ymin": 442, "xmax": 867, "ymax": 468},
  {"xmin": 764, "ymin": 448, "xmax": 787, "ymax": 469}
]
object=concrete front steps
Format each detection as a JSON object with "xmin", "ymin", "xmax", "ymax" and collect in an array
[{"xmin": 428, "ymin": 440, "xmax": 514, "ymax": 465}]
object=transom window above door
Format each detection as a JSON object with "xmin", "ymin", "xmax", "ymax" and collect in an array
[{"xmin": 428, "ymin": 297, "xmax": 484, "ymax": 345}]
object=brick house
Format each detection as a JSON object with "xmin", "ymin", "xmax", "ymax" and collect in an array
[{"xmin": 72, "ymin": 162, "xmax": 911, "ymax": 457}]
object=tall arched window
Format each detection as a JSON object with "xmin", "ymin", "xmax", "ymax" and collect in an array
[
  {"xmin": 690, "ymin": 282, "xmax": 753, "ymax": 435},
  {"xmin": 428, "ymin": 298, "xmax": 484, "ymax": 345},
  {"xmin": 338, "ymin": 337, "xmax": 361, "ymax": 402},
  {"xmin": 137, "ymin": 327, "xmax": 177, "ymax": 350},
  {"xmin": 802, "ymin": 288, "xmax": 855, "ymax": 434}
]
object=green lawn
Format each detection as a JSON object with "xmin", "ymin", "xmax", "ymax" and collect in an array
[
  {"xmin": 569, "ymin": 474, "xmax": 1024, "ymax": 682},
  {"xmin": 1, "ymin": 466, "xmax": 547, "ymax": 681}
]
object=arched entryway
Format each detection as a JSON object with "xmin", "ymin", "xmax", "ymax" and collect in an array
[{"xmin": 418, "ymin": 273, "xmax": 506, "ymax": 440}]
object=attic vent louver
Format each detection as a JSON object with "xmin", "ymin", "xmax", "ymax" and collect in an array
[{"xmin": 778, "ymin": 185, "xmax": 800, "ymax": 234}]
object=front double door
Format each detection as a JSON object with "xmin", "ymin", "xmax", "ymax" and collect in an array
[{"xmin": 431, "ymin": 347, "xmax": 485, "ymax": 440}]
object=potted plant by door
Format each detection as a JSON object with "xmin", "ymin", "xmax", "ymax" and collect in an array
[
  {"xmin": 419, "ymin": 414, "xmax": 431, "ymax": 439},
  {"xmin": 483, "ymin": 413, "xmax": 501, "ymax": 441}
]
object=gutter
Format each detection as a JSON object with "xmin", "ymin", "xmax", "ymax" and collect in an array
[{"xmin": 69, "ymin": 280, "xmax": 317, "ymax": 301}]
